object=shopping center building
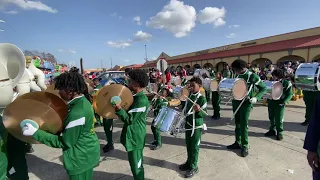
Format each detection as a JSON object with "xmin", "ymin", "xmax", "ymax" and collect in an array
[{"xmin": 141, "ymin": 27, "xmax": 320, "ymax": 72}]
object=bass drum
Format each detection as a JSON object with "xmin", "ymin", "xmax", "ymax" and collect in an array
[
  {"xmin": 218, "ymin": 78, "xmax": 247, "ymax": 100},
  {"xmin": 263, "ymin": 80, "xmax": 283, "ymax": 100},
  {"xmin": 202, "ymin": 79, "xmax": 218, "ymax": 91},
  {"xmin": 294, "ymin": 63, "xmax": 320, "ymax": 91}
]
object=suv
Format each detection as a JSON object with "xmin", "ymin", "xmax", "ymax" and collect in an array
[{"xmin": 97, "ymin": 71, "xmax": 125, "ymax": 86}]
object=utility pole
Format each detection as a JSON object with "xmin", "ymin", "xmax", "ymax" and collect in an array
[
  {"xmin": 145, "ymin": 45, "xmax": 148, "ymax": 62},
  {"xmin": 101, "ymin": 60, "xmax": 104, "ymax": 69},
  {"xmin": 110, "ymin": 57, "xmax": 113, "ymax": 69}
]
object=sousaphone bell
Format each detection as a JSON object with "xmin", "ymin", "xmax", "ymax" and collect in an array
[{"xmin": 2, "ymin": 91, "xmax": 68, "ymax": 143}]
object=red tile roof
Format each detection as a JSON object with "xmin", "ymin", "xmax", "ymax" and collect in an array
[{"xmin": 166, "ymin": 35, "xmax": 320, "ymax": 65}]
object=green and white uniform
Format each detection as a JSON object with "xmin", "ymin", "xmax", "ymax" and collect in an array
[
  {"xmin": 157, "ymin": 82, "xmax": 164, "ymax": 93},
  {"xmin": 222, "ymin": 69, "xmax": 232, "ymax": 78},
  {"xmin": 151, "ymin": 97, "xmax": 169, "ymax": 146},
  {"xmin": 32, "ymin": 96, "xmax": 100, "ymax": 180},
  {"xmin": 303, "ymin": 90, "xmax": 320, "ymax": 123},
  {"xmin": 211, "ymin": 78, "xmax": 221, "ymax": 118},
  {"xmin": 267, "ymin": 79, "xmax": 293, "ymax": 135},
  {"xmin": 102, "ymin": 118, "xmax": 114, "ymax": 145},
  {"xmin": 181, "ymin": 77, "xmax": 187, "ymax": 87},
  {"xmin": 182, "ymin": 92, "xmax": 207, "ymax": 170},
  {"xmin": 0, "ymin": 114, "xmax": 8, "ymax": 180},
  {"xmin": 232, "ymin": 70, "xmax": 267, "ymax": 149},
  {"xmin": 93, "ymin": 84, "xmax": 103, "ymax": 125},
  {"xmin": 115, "ymin": 91, "xmax": 149, "ymax": 180}
]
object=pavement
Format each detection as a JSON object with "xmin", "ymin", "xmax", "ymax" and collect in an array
[{"xmin": 27, "ymin": 98, "xmax": 311, "ymax": 180}]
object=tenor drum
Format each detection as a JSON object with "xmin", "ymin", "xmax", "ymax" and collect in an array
[
  {"xmin": 218, "ymin": 78, "xmax": 247, "ymax": 100},
  {"xmin": 173, "ymin": 86, "xmax": 183, "ymax": 99},
  {"xmin": 263, "ymin": 80, "xmax": 283, "ymax": 100},
  {"xmin": 153, "ymin": 107, "xmax": 185, "ymax": 136},
  {"xmin": 203, "ymin": 79, "xmax": 218, "ymax": 91},
  {"xmin": 294, "ymin": 63, "xmax": 320, "ymax": 91},
  {"xmin": 170, "ymin": 76, "xmax": 182, "ymax": 86}
]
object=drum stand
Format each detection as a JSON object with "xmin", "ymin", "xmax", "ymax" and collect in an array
[{"xmin": 231, "ymin": 84, "xmax": 253, "ymax": 121}]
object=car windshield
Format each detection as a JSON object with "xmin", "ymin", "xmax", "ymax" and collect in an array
[{"xmin": 99, "ymin": 72, "xmax": 125, "ymax": 80}]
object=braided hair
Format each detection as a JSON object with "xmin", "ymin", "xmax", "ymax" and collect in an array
[{"xmin": 54, "ymin": 71, "xmax": 92, "ymax": 102}]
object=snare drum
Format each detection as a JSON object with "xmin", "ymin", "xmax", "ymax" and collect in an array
[
  {"xmin": 173, "ymin": 86, "xmax": 183, "ymax": 99},
  {"xmin": 153, "ymin": 107, "xmax": 185, "ymax": 136},
  {"xmin": 170, "ymin": 76, "xmax": 182, "ymax": 86},
  {"xmin": 294, "ymin": 63, "xmax": 320, "ymax": 91},
  {"xmin": 218, "ymin": 78, "xmax": 247, "ymax": 100},
  {"xmin": 263, "ymin": 80, "xmax": 283, "ymax": 100}
]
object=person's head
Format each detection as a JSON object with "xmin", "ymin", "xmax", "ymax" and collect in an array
[
  {"xmin": 125, "ymin": 68, "xmax": 131, "ymax": 76},
  {"xmin": 215, "ymin": 72, "xmax": 222, "ymax": 79},
  {"xmin": 271, "ymin": 68, "xmax": 285, "ymax": 81},
  {"xmin": 93, "ymin": 78, "xmax": 100, "ymax": 85},
  {"xmin": 162, "ymin": 88, "xmax": 172, "ymax": 97},
  {"xmin": 54, "ymin": 71, "xmax": 87, "ymax": 101},
  {"xmin": 127, "ymin": 69, "xmax": 149, "ymax": 92},
  {"xmin": 231, "ymin": 59, "xmax": 247, "ymax": 75},
  {"xmin": 223, "ymin": 64, "xmax": 228, "ymax": 70},
  {"xmin": 189, "ymin": 77, "xmax": 202, "ymax": 93}
]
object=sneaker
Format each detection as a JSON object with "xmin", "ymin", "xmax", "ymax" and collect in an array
[
  {"xmin": 184, "ymin": 168, "xmax": 199, "ymax": 178},
  {"xmin": 102, "ymin": 143, "xmax": 114, "ymax": 153},
  {"xmin": 149, "ymin": 140, "xmax": 157, "ymax": 146},
  {"xmin": 227, "ymin": 142, "xmax": 241, "ymax": 150},
  {"xmin": 212, "ymin": 115, "xmax": 220, "ymax": 120},
  {"xmin": 241, "ymin": 148, "xmax": 249, "ymax": 157},
  {"xmin": 150, "ymin": 144, "xmax": 162, "ymax": 150},
  {"xmin": 264, "ymin": 130, "xmax": 276, "ymax": 137},
  {"xmin": 301, "ymin": 121, "xmax": 309, "ymax": 126},
  {"xmin": 27, "ymin": 147, "xmax": 35, "ymax": 154},
  {"xmin": 277, "ymin": 134, "xmax": 284, "ymax": 141},
  {"xmin": 179, "ymin": 162, "xmax": 190, "ymax": 171}
]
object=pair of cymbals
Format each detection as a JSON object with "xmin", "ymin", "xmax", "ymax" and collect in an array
[
  {"xmin": 93, "ymin": 84, "xmax": 133, "ymax": 119},
  {"xmin": 3, "ymin": 91, "xmax": 68, "ymax": 144}
]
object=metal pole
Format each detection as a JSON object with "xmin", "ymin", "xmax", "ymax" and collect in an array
[
  {"xmin": 101, "ymin": 60, "xmax": 103, "ymax": 69},
  {"xmin": 110, "ymin": 57, "xmax": 112, "ymax": 69},
  {"xmin": 145, "ymin": 45, "xmax": 148, "ymax": 62}
]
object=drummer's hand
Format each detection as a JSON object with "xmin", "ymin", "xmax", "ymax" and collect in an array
[
  {"xmin": 22, "ymin": 123, "xmax": 38, "ymax": 136},
  {"xmin": 193, "ymin": 104, "xmax": 201, "ymax": 112},
  {"xmin": 111, "ymin": 96, "xmax": 122, "ymax": 111},
  {"xmin": 250, "ymin": 97, "xmax": 257, "ymax": 104}
]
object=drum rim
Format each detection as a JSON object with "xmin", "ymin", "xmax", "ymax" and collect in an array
[
  {"xmin": 271, "ymin": 81, "xmax": 283, "ymax": 100},
  {"xmin": 232, "ymin": 78, "xmax": 248, "ymax": 100}
]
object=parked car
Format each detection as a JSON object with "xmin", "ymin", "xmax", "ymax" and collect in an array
[{"xmin": 97, "ymin": 71, "xmax": 125, "ymax": 86}]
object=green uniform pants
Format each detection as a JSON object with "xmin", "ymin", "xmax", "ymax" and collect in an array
[
  {"xmin": 186, "ymin": 128, "xmax": 202, "ymax": 170},
  {"xmin": 128, "ymin": 149, "xmax": 144, "ymax": 180},
  {"xmin": 205, "ymin": 90, "xmax": 211, "ymax": 101},
  {"xmin": 151, "ymin": 119, "xmax": 162, "ymax": 146},
  {"xmin": 232, "ymin": 100, "xmax": 252, "ymax": 149},
  {"xmin": 0, "ymin": 153, "xmax": 7, "ymax": 180},
  {"xmin": 102, "ymin": 118, "xmax": 113, "ymax": 144},
  {"xmin": 6, "ymin": 150, "xmax": 29, "ymax": 180},
  {"xmin": 69, "ymin": 168, "xmax": 93, "ymax": 180},
  {"xmin": 303, "ymin": 98, "xmax": 316, "ymax": 123},
  {"xmin": 211, "ymin": 91, "xmax": 221, "ymax": 117},
  {"xmin": 94, "ymin": 112, "xmax": 102, "ymax": 125},
  {"xmin": 268, "ymin": 100, "xmax": 284, "ymax": 135}
]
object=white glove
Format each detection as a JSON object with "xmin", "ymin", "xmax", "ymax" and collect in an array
[
  {"xmin": 22, "ymin": 123, "xmax": 38, "ymax": 136},
  {"xmin": 250, "ymin": 97, "xmax": 257, "ymax": 104}
]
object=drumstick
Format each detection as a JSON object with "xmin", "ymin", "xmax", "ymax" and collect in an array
[{"xmin": 183, "ymin": 95, "xmax": 208, "ymax": 115}]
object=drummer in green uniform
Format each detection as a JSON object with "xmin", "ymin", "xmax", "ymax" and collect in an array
[
  {"xmin": 222, "ymin": 64, "xmax": 232, "ymax": 78},
  {"xmin": 179, "ymin": 77, "xmax": 207, "ymax": 178},
  {"xmin": 21, "ymin": 71, "xmax": 100, "ymax": 180},
  {"xmin": 264, "ymin": 68, "xmax": 293, "ymax": 140},
  {"xmin": 150, "ymin": 88, "xmax": 171, "ymax": 150},
  {"xmin": 156, "ymin": 77, "xmax": 164, "ymax": 93},
  {"xmin": 92, "ymin": 78, "xmax": 103, "ymax": 126},
  {"xmin": 112, "ymin": 69, "xmax": 149, "ymax": 180},
  {"xmin": 301, "ymin": 90, "xmax": 320, "ymax": 126},
  {"xmin": 0, "ymin": 115, "xmax": 6, "ymax": 180},
  {"xmin": 211, "ymin": 72, "xmax": 222, "ymax": 120},
  {"xmin": 227, "ymin": 60, "xmax": 267, "ymax": 157}
]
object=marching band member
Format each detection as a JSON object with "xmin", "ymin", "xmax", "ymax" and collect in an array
[
  {"xmin": 21, "ymin": 71, "xmax": 100, "ymax": 180},
  {"xmin": 150, "ymin": 87, "xmax": 171, "ymax": 150},
  {"xmin": 179, "ymin": 77, "xmax": 207, "ymax": 178},
  {"xmin": 222, "ymin": 64, "xmax": 232, "ymax": 78},
  {"xmin": 302, "ymin": 90, "xmax": 320, "ymax": 126},
  {"xmin": 92, "ymin": 78, "xmax": 103, "ymax": 126},
  {"xmin": 156, "ymin": 77, "xmax": 164, "ymax": 93},
  {"xmin": 211, "ymin": 72, "xmax": 222, "ymax": 120},
  {"xmin": 111, "ymin": 69, "xmax": 149, "ymax": 180},
  {"xmin": 202, "ymin": 73, "xmax": 211, "ymax": 102},
  {"xmin": 264, "ymin": 69, "xmax": 293, "ymax": 140},
  {"xmin": 227, "ymin": 60, "xmax": 267, "ymax": 157},
  {"xmin": 102, "ymin": 117, "xmax": 115, "ymax": 153},
  {"xmin": 0, "ymin": 115, "xmax": 6, "ymax": 180}
]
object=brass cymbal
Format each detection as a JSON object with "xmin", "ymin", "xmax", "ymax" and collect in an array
[
  {"xmin": 93, "ymin": 84, "xmax": 133, "ymax": 119},
  {"xmin": 3, "ymin": 91, "xmax": 68, "ymax": 143},
  {"xmin": 44, "ymin": 84, "xmax": 60, "ymax": 97},
  {"xmin": 178, "ymin": 87, "xmax": 190, "ymax": 101},
  {"xmin": 169, "ymin": 99, "xmax": 181, "ymax": 107}
]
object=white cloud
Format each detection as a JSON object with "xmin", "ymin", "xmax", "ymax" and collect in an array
[
  {"xmin": 133, "ymin": 16, "xmax": 141, "ymax": 25},
  {"xmin": 226, "ymin": 33, "xmax": 236, "ymax": 38},
  {"xmin": 197, "ymin": 7, "xmax": 226, "ymax": 27},
  {"xmin": 0, "ymin": 29, "xmax": 4, "ymax": 32},
  {"xmin": 0, "ymin": 20, "xmax": 6, "ymax": 23},
  {"xmin": 69, "ymin": 50, "xmax": 76, "ymax": 54},
  {"xmin": 57, "ymin": 49, "xmax": 64, "ymax": 52},
  {"xmin": 133, "ymin": 31, "xmax": 152, "ymax": 42},
  {"xmin": 106, "ymin": 40, "xmax": 132, "ymax": 48},
  {"xmin": 1, "ymin": 0, "xmax": 57, "ymax": 13},
  {"xmin": 4, "ymin": 10, "xmax": 18, "ymax": 14},
  {"xmin": 229, "ymin": 24, "xmax": 240, "ymax": 28},
  {"xmin": 146, "ymin": 0, "xmax": 197, "ymax": 38},
  {"xmin": 110, "ymin": 12, "xmax": 117, "ymax": 16}
]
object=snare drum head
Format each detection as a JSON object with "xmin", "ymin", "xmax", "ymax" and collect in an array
[
  {"xmin": 271, "ymin": 81, "xmax": 283, "ymax": 100},
  {"xmin": 232, "ymin": 79, "xmax": 247, "ymax": 100},
  {"xmin": 179, "ymin": 87, "xmax": 190, "ymax": 101},
  {"xmin": 210, "ymin": 80, "xmax": 218, "ymax": 91},
  {"xmin": 172, "ymin": 77, "xmax": 182, "ymax": 86}
]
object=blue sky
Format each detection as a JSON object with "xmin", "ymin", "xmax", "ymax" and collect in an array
[{"xmin": 1, "ymin": 0, "xmax": 320, "ymax": 69}]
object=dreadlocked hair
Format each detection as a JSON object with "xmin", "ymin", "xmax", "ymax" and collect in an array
[
  {"xmin": 54, "ymin": 71, "xmax": 92, "ymax": 102},
  {"xmin": 69, "ymin": 67, "xmax": 80, "ymax": 73},
  {"xmin": 128, "ymin": 69, "xmax": 149, "ymax": 88}
]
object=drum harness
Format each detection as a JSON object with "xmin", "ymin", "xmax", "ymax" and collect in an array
[
  {"xmin": 183, "ymin": 92, "xmax": 206, "ymax": 137},
  {"xmin": 231, "ymin": 71, "xmax": 254, "ymax": 121}
]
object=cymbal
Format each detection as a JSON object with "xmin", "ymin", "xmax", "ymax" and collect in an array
[
  {"xmin": 169, "ymin": 99, "xmax": 181, "ymax": 107},
  {"xmin": 45, "ymin": 84, "xmax": 60, "ymax": 97},
  {"xmin": 3, "ymin": 92, "xmax": 68, "ymax": 143},
  {"xmin": 178, "ymin": 87, "xmax": 190, "ymax": 101},
  {"xmin": 93, "ymin": 84, "xmax": 133, "ymax": 119}
]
